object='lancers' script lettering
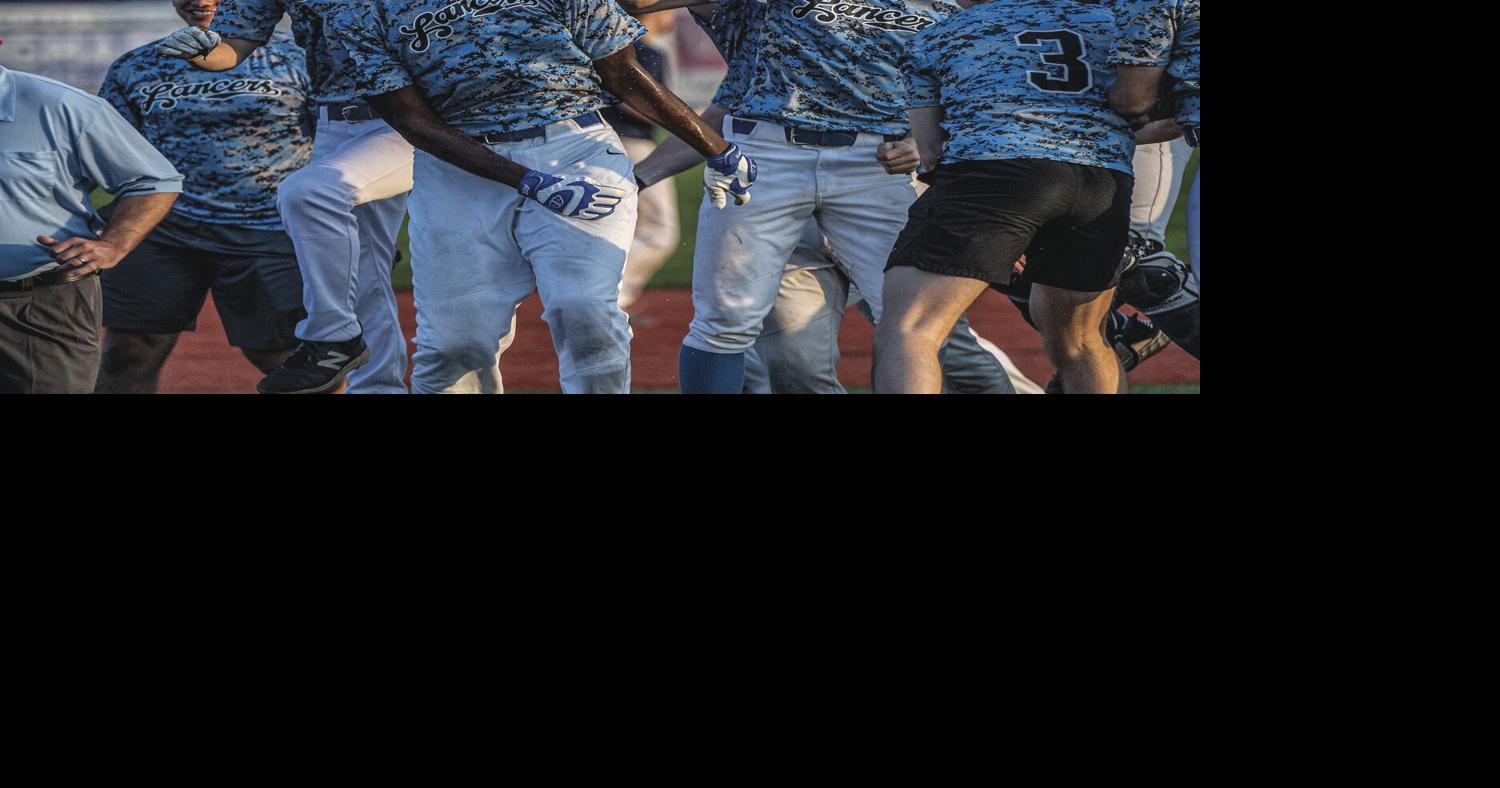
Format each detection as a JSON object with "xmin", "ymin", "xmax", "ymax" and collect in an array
[
  {"xmin": 139, "ymin": 79, "xmax": 282, "ymax": 113},
  {"xmin": 400, "ymin": 0, "xmax": 539, "ymax": 53},
  {"xmin": 790, "ymin": 1, "xmax": 938, "ymax": 33}
]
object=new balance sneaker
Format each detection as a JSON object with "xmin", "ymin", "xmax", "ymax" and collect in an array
[{"xmin": 256, "ymin": 337, "xmax": 370, "ymax": 395}]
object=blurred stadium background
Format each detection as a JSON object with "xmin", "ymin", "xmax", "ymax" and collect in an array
[{"xmin": 0, "ymin": 1, "xmax": 1198, "ymax": 392}]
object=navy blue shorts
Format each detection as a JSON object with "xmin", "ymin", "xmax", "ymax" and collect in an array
[{"xmin": 101, "ymin": 211, "xmax": 304, "ymax": 352}]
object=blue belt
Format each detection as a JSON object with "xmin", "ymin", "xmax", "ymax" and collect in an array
[{"xmin": 472, "ymin": 111, "xmax": 605, "ymax": 145}]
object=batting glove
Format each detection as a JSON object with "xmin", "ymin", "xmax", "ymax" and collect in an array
[
  {"xmin": 156, "ymin": 26, "xmax": 222, "ymax": 60},
  {"xmin": 703, "ymin": 143, "xmax": 757, "ymax": 209},
  {"xmin": 517, "ymin": 169, "xmax": 628, "ymax": 221}
]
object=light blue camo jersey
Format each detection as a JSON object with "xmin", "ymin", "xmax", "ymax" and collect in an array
[
  {"xmin": 212, "ymin": 0, "xmax": 361, "ymax": 106},
  {"xmin": 696, "ymin": 4, "xmax": 752, "ymax": 111},
  {"xmin": 100, "ymin": 30, "xmax": 313, "ymax": 229},
  {"xmin": 325, "ymin": 0, "xmax": 645, "ymax": 136},
  {"xmin": 904, "ymin": 0, "xmax": 1134, "ymax": 173},
  {"xmin": 700, "ymin": 0, "xmax": 960, "ymax": 135},
  {"xmin": 1109, "ymin": 0, "xmax": 1199, "ymax": 129}
]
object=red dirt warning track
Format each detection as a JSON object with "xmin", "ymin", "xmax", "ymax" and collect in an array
[{"xmin": 155, "ymin": 289, "xmax": 1199, "ymax": 393}]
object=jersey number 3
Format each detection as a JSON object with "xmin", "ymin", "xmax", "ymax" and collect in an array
[{"xmin": 1016, "ymin": 30, "xmax": 1093, "ymax": 94}]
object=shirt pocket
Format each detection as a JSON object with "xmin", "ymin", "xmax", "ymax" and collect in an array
[{"xmin": 0, "ymin": 150, "xmax": 66, "ymax": 203}]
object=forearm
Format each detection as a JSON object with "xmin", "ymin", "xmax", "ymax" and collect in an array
[
  {"xmin": 597, "ymin": 51, "xmax": 728, "ymax": 157},
  {"xmin": 370, "ymin": 90, "xmax": 528, "ymax": 188},
  {"xmin": 188, "ymin": 37, "xmax": 258, "ymax": 72},
  {"xmin": 1109, "ymin": 65, "xmax": 1166, "ymax": 118},
  {"xmin": 906, "ymin": 106, "xmax": 945, "ymax": 171},
  {"xmin": 636, "ymin": 104, "xmax": 730, "ymax": 187},
  {"xmin": 1134, "ymin": 119, "xmax": 1183, "ymax": 145},
  {"xmin": 100, "ymin": 193, "xmax": 177, "ymax": 253}
]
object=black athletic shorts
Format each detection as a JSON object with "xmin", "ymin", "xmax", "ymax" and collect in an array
[
  {"xmin": 101, "ymin": 210, "xmax": 305, "ymax": 352},
  {"xmin": 886, "ymin": 158, "xmax": 1134, "ymax": 293}
]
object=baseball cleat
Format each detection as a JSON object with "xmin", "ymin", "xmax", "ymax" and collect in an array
[{"xmin": 256, "ymin": 337, "xmax": 370, "ymax": 395}]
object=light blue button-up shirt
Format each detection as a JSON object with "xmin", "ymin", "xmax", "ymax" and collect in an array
[{"xmin": 0, "ymin": 64, "xmax": 184, "ymax": 281}]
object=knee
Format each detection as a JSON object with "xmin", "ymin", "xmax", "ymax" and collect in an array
[
  {"xmin": 1041, "ymin": 333, "xmax": 1104, "ymax": 368},
  {"xmin": 102, "ymin": 331, "xmax": 175, "ymax": 372},
  {"xmin": 277, "ymin": 166, "xmax": 350, "ymax": 212},
  {"xmin": 545, "ymin": 301, "xmax": 627, "ymax": 350}
]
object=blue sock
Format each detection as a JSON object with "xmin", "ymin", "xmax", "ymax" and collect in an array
[{"xmin": 679, "ymin": 346, "xmax": 745, "ymax": 394}]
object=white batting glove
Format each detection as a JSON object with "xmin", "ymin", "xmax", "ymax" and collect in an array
[
  {"xmin": 155, "ymin": 27, "xmax": 222, "ymax": 60},
  {"xmin": 703, "ymin": 143, "xmax": 757, "ymax": 209},
  {"xmin": 517, "ymin": 169, "xmax": 628, "ymax": 221}
]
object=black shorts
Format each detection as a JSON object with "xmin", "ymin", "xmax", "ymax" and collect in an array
[
  {"xmin": 886, "ymin": 158, "xmax": 1134, "ymax": 293},
  {"xmin": 101, "ymin": 211, "xmax": 305, "ymax": 352}
]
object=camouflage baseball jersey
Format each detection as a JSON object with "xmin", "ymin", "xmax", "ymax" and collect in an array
[
  {"xmin": 693, "ymin": 5, "xmax": 752, "ymax": 111},
  {"xmin": 212, "ymin": 0, "xmax": 361, "ymax": 106},
  {"xmin": 100, "ymin": 30, "xmax": 313, "ymax": 229},
  {"xmin": 903, "ymin": 0, "xmax": 1134, "ymax": 173},
  {"xmin": 1109, "ymin": 0, "xmax": 1200, "ymax": 129},
  {"xmin": 698, "ymin": 0, "xmax": 960, "ymax": 136},
  {"xmin": 325, "ymin": 0, "xmax": 646, "ymax": 136}
]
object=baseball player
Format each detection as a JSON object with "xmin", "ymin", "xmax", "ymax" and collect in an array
[
  {"xmin": 324, "ymin": 0, "xmax": 755, "ymax": 394},
  {"xmin": 877, "ymin": 0, "xmax": 1138, "ymax": 393},
  {"xmin": 94, "ymin": 0, "xmax": 311, "ymax": 394},
  {"xmin": 1111, "ymin": 0, "xmax": 1200, "ymax": 278},
  {"xmin": 648, "ymin": 0, "xmax": 963, "ymax": 394},
  {"xmin": 155, "ymin": 0, "xmax": 453, "ymax": 393},
  {"xmin": 629, "ymin": 4, "xmax": 1028, "ymax": 394}
]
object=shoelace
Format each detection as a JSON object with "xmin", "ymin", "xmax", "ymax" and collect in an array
[{"xmin": 281, "ymin": 342, "xmax": 322, "ymax": 370}]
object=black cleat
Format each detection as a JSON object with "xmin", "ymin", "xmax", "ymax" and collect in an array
[{"xmin": 256, "ymin": 337, "xmax": 370, "ymax": 395}]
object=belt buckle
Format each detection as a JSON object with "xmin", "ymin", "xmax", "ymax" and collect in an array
[
  {"xmin": 339, "ymin": 105, "xmax": 364, "ymax": 124},
  {"xmin": 1184, "ymin": 126, "xmax": 1200, "ymax": 147}
]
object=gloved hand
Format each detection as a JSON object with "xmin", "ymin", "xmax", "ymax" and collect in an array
[
  {"xmin": 517, "ymin": 169, "xmax": 628, "ymax": 220},
  {"xmin": 155, "ymin": 26, "xmax": 222, "ymax": 60},
  {"xmin": 703, "ymin": 142, "xmax": 757, "ymax": 209}
]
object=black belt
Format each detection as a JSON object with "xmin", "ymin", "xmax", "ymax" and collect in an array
[
  {"xmin": 1184, "ymin": 125, "xmax": 1200, "ymax": 148},
  {"xmin": 0, "ymin": 269, "xmax": 95, "ymax": 293},
  {"xmin": 472, "ymin": 111, "xmax": 605, "ymax": 145},
  {"xmin": 729, "ymin": 118, "xmax": 901, "ymax": 147},
  {"xmin": 321, "ymin": 102, "xmax": 380, "ymax": 123},
  {"xmin": 786, "ymin": 127, "xmax": 904, "ymax": 147}
]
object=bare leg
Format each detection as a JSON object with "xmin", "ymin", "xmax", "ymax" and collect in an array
[
  {"xmin": 1030, "ymin": 284, "xmax": 1121, "ymax": 394},
  {"xmin": 95, "ymin": 330, "xmax": 180, "ymax": 394},
  {"xmin": 875, "ymin": 266, "xmax": 989, "ymax": 394}
]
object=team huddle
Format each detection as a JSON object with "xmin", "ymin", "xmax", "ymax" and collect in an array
[{"xmin": 0, "ymin": 0, "xmax": 1200, "ymax": 395}]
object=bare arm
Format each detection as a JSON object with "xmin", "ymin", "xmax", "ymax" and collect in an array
[
  {"xmin": 1109, "ymin": 64, "xmax": 1168, "ymax": 120},
  {"xmin": 635, "ymin": 104, "xmax": 731, "ymax": 187},
  {"xmin": 906, "ymin": 106, "xmax": 945, "ymax": 173},
  {"xmin": 594, "ymin": 46, "xmax": 729, "ymax": 157},
  {"xmin": 185, "ymin": 37, "xmax": 261, "ymax": 71},
  {"xmin": 367, "ymin": 86, "xmax": 529, "ymax": 187},
  {"xmin": 1134, "ymin": 119, "xmax": 1184, "ymax": 145},
  {"xmin": 36, "ymin": 193, "xmax": 178, "ymax": 277}
]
